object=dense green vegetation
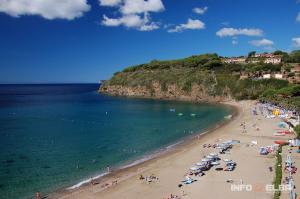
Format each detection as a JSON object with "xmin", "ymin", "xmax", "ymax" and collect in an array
[
  {"xmin": 273, "ymin": 146, "xmax": 283, "ymax": 199},
  {"xmin": 104, "ymin": 51, "xmax": 300, "ymax": 111},
  {"xmin": 260, "ymin": 85, "xmax": 300, "ymax": 112}
]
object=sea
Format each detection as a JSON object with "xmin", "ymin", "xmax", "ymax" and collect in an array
[{"xmin": 0, "ymin": 83, "xmax": 231, "ymax": 199}]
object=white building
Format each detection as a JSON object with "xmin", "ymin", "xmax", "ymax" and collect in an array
[
  {"xmin": 274, "ymin": 74, "xmax": 283, "ymax": 79},
  {"xmin": 249, "ymin": 53, "xmax": 282, "ymax": 64},
  {"xmin": 264, "ymin": 57, "xmax": 282, "ymax": 64},
  {"xmin": 263, "ymin": 74, "xmax": 271, "ymax": 79},
  {"xmin": 224, "ymin": 57, "xmax": 246, "ymax": 64}
]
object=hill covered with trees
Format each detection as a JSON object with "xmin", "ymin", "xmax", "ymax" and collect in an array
[{"xmin": 100, "ymin": 51, "xmax": 300, "ymax": 112}]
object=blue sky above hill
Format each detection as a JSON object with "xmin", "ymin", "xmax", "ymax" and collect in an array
[{"xmin": 0, "ymin": 0, "xmax": 299, "ymax": 83}]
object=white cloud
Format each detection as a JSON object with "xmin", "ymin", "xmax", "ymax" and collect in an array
[
  {"xmin": 100, "ymin": 0, "xmax": 163, "ymax": 31},
  {"xmin": 103, "ymin": 14, "xmax": 143, "ymax": 27},
  {"xmin": 99, "ymin": 0, "xmax": 122, "ymax": 7},
  {"xmin": 139, "ymin": 23, "xmax": 159, "ymax": 31},
  {"xmin": 0, "ymin": 0, "xmax": 90, "ymax": 20},
  {"xmin": 168, "ymin": 18, "xmax": 205, "ymax": 33},
  {"xmin": 102, "ymin": 13, "xmax": 159, "ymax": 31},
  {"xmin": 193, "ymin": 6, "xmax": 208, "ymax": 15},
  {"xmin": 249, "ymin": 38, "xmax": 274, "ymax": 47},
  {"xmin": 297, "ymin": 12, "xmax": 300, "ymax": 22},
  {"xmin": 121, "ymin": 0, "xmax": 164, "ymax": 15},
  {"xmin": 216, "ymin": 28, "xmax": 263, "ymax": 37},
  {"xmin": 292, "ymin": 37, "xmax": 300, "ymax": 47}
]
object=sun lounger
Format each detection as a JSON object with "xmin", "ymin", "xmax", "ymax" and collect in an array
[{"xmin": 182, "ymin": 178, "xmax": 196, "ymax": 184}]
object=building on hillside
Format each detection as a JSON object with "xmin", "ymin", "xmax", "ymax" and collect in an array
[
  {"xmin": 290, "ymin": 65, "xmax": 300, "ymax": 73},
  {"xmin": 274, "ymin": 74, "xmax": 283, "ymax": 79},
  {"xmin": 289, "ymin": 64, "xmax": 300, "ymax": 83},
  {"xmin": 264, "ymin": 56, "xmax": 282, "ymax": 64},
  {"xmin": 254, "ymin": 53, "xmax": 273, "ymax": 58},
  {"xmin": 223, "ymin": 57, "xmax": 246, "ymax": 64},
  {"xmin": 248, "ymin": 53, "xmax": 282, "ymax": 64},
  {"xmin": 247, "ymin": 58, "xmax": 261, "ymax": 64},
  {"xmin": 263, "ymin": 74, "xmax": 271, "ymax": 79}
]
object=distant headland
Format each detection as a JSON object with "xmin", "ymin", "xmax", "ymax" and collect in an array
[{"xmin": 100, "ymin": 50, "xmax": 300, "ymax": 112}]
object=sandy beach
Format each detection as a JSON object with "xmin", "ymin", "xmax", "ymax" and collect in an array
[{"xmin": 51, "ymin": 100, "xmax": 295, "ymax": 199}]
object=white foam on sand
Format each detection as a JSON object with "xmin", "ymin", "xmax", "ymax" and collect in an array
[
  {"xmin": 66, "ymin": 138, "xmax": 194, "ymax": 190},
  {"xmin": 67, "ymin": 172, "xmax": 109, "ymax": 190}
]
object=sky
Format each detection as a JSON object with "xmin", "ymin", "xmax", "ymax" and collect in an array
[{"xmin": 0, "ymin": 0, "xmax": 300, "ymax": 83}]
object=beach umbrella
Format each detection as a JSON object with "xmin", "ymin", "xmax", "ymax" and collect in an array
[
  {"xmin": 196, "ymin": 162, "xmax": 205, "ymax": 166},
  {"xmin": 211, "ymin": 161, "xmax": 220, "ymax": 166},
  {"xmin": 209, "ymin": 153, "xmax": 218, "ymax": 157},
  {"xmin": 190, "ymin": 166, "xmax": 199, "ymax": 171}
]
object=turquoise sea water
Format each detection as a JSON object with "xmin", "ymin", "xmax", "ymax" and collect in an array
[{"xmin": 0, "ymin": 84, "xmax": 231, "ymax": 199}]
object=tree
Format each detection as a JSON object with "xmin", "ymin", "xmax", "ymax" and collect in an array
[
  {"xmin": 248, "ymin": 51, "xmax": 256, "ymax": 57},
  {"xmin": 289, "ymin": 50, "xmax": 300, "ymax": 63},
  {"xmin": 273, "ymin": 50, "xmax": 286, "ymax": 55}
]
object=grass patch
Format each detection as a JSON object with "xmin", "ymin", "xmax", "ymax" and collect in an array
[{"xmin": 273, "ymin": 145, "xmax": 283, "ymax": 199}]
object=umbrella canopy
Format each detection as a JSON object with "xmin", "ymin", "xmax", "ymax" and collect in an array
[
  {"xmin": 209, "ymin": 153, "xmax": 218, "ymax": 157},
  {"xmin": 190, "ymin": 166, "xmax": 199, "ymax": 171},
  {"xmin": 211, "ymin": 161, "xmax": 220, "ymax": 165},
  {"xmin": 196, "ymin": 162, "xmax": 206, "ymax": 166}
]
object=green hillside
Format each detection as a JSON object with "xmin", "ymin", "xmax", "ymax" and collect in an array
[{"xmin": 102, "ymin": 51, "xmax": 300, "ymax": 111}]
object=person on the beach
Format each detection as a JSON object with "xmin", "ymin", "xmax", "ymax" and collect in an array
[
  {"xmin": 139, "ymin": 174, "xmax": 144, "ymax": 180},
  {"xmin": 35, "ymin": 192, "xmax": 41, "ymax": 199}
]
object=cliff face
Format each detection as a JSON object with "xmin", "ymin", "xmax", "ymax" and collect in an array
[{"xmin": 99, "ymin": 81, "xmax": 232, "ymax": 102}]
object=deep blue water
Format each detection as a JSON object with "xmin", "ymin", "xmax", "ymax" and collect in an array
[{"xmin": 0, "ymin": 84, "xmax": 231, "ymax": 199}]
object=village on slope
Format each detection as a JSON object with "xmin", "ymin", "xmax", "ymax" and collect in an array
[{"xmin": 223, "ymin": 51, "xmax": 300, "ymax": 84}]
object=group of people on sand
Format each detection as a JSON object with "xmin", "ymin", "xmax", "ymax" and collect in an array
[
  {"xmin": 163, "ymin": 193, "xmax": 180, "ymax": 199},
  {"xmin": 139, "ymin": 174, "xmax": 159, "ymax": 184},
  {"xmin": 240, "ymin": 121, "xmax": 247, "ymax": 133}
]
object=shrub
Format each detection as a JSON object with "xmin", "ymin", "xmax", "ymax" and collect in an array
[{"xmin": 294, "ymin": 125, "xmax": 300, "ymax": 138}]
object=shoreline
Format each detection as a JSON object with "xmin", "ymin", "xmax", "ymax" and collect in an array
[
  {"xmin": 49, "ymin": 101, "xmax": 238, "ymax": 199},
  {"xmin": 51, "ymin": 99, "xmax": 294, "ymax": 199}
]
